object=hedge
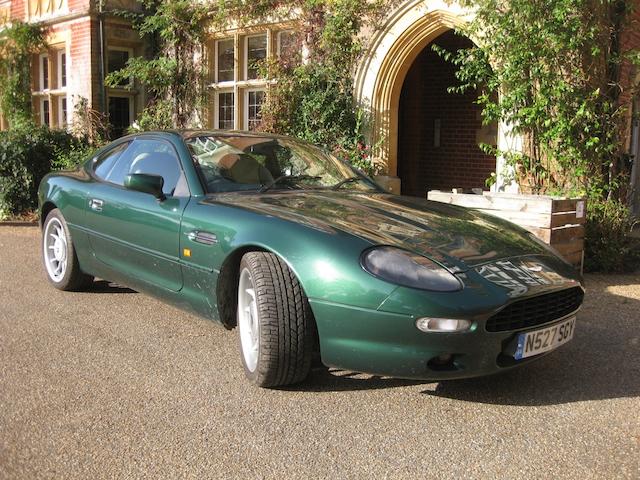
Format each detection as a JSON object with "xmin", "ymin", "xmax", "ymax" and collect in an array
[{"xmin": 0, "ymin": 127, "xmax": 93, "ymax": 219}]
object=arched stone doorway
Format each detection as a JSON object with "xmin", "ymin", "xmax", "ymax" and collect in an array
[
  {"xmin": 397, "ymin": 30, "xmax": 496, "ymax": 196},
  {"xmin": 354, "ymin": 1, "xmax": 512, "ymax": 194}
]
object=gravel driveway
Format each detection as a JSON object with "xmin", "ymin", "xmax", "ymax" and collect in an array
[{"xmin": 1, "ymin": 226, "xmax": 638, "ymax": 479}]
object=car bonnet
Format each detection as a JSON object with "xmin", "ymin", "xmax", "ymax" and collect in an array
[{"xmin": 202, "ymin": 191, "xmax": 556, "ymax": 273}]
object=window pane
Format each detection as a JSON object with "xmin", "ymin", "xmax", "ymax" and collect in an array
[
  {"xmin": 247, "ymin": 90, "xmax": 265, "ymax": 131},
  {"xmin": 247, "ymin": 35, "xmax": 267, "ymax": 80},
  {"xmin": 60, "ymin": 53, "xmax": 66, "ymax": 88},
  {"xmin": 105, "ymin": 139, "xmax": 182, "ymax": 195},
  {"xmin": 218, "ymin": 92, "xmax": 234, "ymax": 130},
  {"xmin": 217, "ymin": 39, "xmax": 234, "ymax": 82},
  {"xmin": 126, "ymin": 140, "xmax": 182, "ymax": 195},
  {"xmin": 94, "ymin": 142, "xmax": 129, "ymax": 180},
  {"xmin": 42, "ymin": 56, "xmax": 49, "ymax": 90},
  {"xmin": 278, "ymin": 31, "xmax": 300, "ymax": 61},
  {"xmin": 108, "ymin": 97, "xmax": 131, "ymax": 139},
  {"xmin": 60, "ymin": 96, "xmax": 67, "ymax": 126},
  {"xmin": 185, "ymin": 135, "xmax": 377, "ymax": 194},
  {"xmin": 108, "ymin": 50, "xmax": 130, "ymax": 87},
  {"xmin": 42, "ymin": 100, "xmax": 50, "ymax": 126}
]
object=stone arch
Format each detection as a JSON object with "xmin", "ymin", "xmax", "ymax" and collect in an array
[{"xmin": 354, "ymin": 1, "xmax": 469, "ymax": 179}]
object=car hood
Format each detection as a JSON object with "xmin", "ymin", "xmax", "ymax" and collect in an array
[{"xmin": 203, "ymin": 191, "xmax": 552, "ymax": 272}]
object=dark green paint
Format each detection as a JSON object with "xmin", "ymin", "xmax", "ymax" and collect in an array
[
  {"xmin": 124, "ymin": 173, "xmax": 165, "ymax": 199},
  {"xmin": 38, "ymin": 131, "xmax": 584, "ymax": 380}
]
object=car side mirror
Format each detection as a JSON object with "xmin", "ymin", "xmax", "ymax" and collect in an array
[{"xmin": 124, "ymin": 173, "xmax": 166, "ymax": 200}]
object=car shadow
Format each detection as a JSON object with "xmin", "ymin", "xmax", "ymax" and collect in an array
[
  {"xmin": 86, "ymin": 280, "xmax": 137, "ymax": 294},
  {"xmin": 294, "ymin": 367, "xmax": 424, "ymax": 392},
  {"xmin": 300, "ymin": 275, "xmax": 640, "ymax": 405}
]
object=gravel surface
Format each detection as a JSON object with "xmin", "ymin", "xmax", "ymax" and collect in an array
[{"xmin": 1, "ymin": 226, "xmax": 638, "ymax": 479}]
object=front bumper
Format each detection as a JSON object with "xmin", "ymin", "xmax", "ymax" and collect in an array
[{"xmin": 309, "ymin": 299, "xmax": 573, "ymax": 380}]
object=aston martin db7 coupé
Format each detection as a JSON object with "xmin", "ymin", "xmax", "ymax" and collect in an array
[{"xmin": 39, "ymin": 131, "xmax": 584, "ymax": 387}]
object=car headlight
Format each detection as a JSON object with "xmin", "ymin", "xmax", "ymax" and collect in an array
[{"xmin": 361, "ymin": 246, "xmax": 462, "ymax": 292}]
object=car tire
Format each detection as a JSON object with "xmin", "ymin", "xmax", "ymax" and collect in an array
[
  {"xmin": 42, "ymin": 208, "xmax": 94, "ymax": 291},
  {"xmin": 237, "ymin": 251, "xmax": 313, "ymax": 387}
]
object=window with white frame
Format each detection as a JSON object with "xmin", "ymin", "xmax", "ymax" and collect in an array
[
  {"xmin": 217, "ymin": 91, "xmax": 234, "ymax": 130},
  {"xmin": 245, "ymin": 90, "xmax": 265, "ymax": 131},
  {"xmin": 41, "ymin": 98, "xmax": 50, "ymax": 126},
  {"xmin": 216, "ymin": 38, "xmax": 234, "ymax": 83},
  {"xmin": 107, "ymin": 47, "xmax": 133, "ymax": 87},
  {"xmin": 246, "ymin": 34, "xmax": 267, "ymax": 80},
  {"xmin": 39, "ymin": 54, "xmax": 49, "ymax": 91},
  {"xmin": 57, "ymin": 50, "xmax": 67, "ymax": 88}
]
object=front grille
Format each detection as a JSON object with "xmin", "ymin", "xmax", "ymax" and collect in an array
[{"xmin": 486, "ymin": 287, "xmax": 584, "ymax": 332}]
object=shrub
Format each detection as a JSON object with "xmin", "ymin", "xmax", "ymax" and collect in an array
[
  {"xmin": 584, "ymin": 199, "xmax": 640, "ymax": 273},
  {"xmin": 0, "ymin": 127, "xmax": 91, "ymax": 219}
]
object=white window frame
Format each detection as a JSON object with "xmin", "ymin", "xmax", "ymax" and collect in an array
[
  {"xmin": 57, "ymin": 49, "xmax": 67, "ymax": 90},
  {"xmin": 40, "ymin": 97, "xmax": 50, "ymax": 126},
  {"xmin": 57, "ymin": 95, "xmax": 68, "ymax": 128},
  {"xmin": 214, "ymin": 90, "xmax": 235, "ymax": 130},
  {"xmin": 215, "ymin": 38, "xmax": 235, "ymax": 85},
  {"xmin": 39, "ymin": 53, "xmax": 49, "ymax": 91},
  {"xmin": 107, "ymin": 46, "xmax": 134, "ymax": 88},
  {"xmin": 244, "ymin": 33, "xmax": 267, "ymax": 81},
  {"xmin": 276, "ymin": 30, "xmax": 298, "ymax": 58},
  {"xmin": 244, "ymin": 88, "xmax": 266, "ymax": 131}
]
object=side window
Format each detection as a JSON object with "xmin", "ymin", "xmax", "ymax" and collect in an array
[
  {"xmin": 106, "ymin": 139, "xmax": 184, "ymax": 196},
  {"xmin": 93, "ymin": 142, "xmax": 130, "ymax": 180}
]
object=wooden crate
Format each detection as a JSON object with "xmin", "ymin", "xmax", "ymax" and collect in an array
[{"xmin": 427, "ymin": 191, "xmax": 586, "ymax": 271}]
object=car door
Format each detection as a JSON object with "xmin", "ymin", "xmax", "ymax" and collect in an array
[{"xmin": 84, "ymin": 137, "xmax": 190, "ymax": 292}]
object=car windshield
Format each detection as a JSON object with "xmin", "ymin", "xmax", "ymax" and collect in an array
[{"xmin": 184, "ymin": 134, "xmax": 380, "ymax": 194}]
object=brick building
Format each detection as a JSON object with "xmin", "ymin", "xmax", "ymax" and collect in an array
[
  {"xmin": 0, "ymin": 0, "xmax": 144, "ymax": 136},
  {"xmin": 0, "ymin": 0, "xmax": 638, "ymax": 209}
]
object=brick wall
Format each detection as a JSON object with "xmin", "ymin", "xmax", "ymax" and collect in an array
[
  {"xmin": 397, "ymin": 30, "xmax": 496, "ymax": 197},
  {"xmin": 69, "ymin": 18, "xmax": 101, "ymax": 110},
  {"xmin": 9, "ymin": 0, "xmax": 24, "ymax": 19}
]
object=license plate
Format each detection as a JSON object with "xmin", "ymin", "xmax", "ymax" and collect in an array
[{"xmin": 514, "ymin": 316, "xmax": 576, "ymax": 360}]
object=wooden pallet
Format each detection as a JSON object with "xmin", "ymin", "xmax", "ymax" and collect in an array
[{"xmin": 427, "ymin": 191, "xmax": 586, "ymax": 271}]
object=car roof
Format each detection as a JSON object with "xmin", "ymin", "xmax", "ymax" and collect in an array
[{"xmin": 179, "ymin": 130, "xmax": 293, "ymax": 141}]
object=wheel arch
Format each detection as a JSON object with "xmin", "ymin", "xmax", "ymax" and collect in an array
[
  {"xmin": 216, "ymin": 244, "xmax": 269, "ymax": 329},
  {"xmin": 40, "ymin": 201, "xmax": 57, "ymax": 228},
  {"xmin": 215, "ymin": 244, "xmax": 320, "ymax": 359}
]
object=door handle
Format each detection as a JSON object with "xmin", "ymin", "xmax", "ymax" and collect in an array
[
  {"xmin": 186, "ymin": 230, "xmax": 217, "ymax": 245},
  {"xmin": 89, "ymin": 198, "xmax": 104, "ymax": 212}
]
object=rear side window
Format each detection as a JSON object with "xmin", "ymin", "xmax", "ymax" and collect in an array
[{"xmin": 93, "ymin": 142, "xmax": 129, "ymax": 180}]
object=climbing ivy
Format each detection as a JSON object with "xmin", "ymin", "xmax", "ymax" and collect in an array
[
  {"xmin": 257, "ymin": 0, "xmax": 388, "ymax": 176},
  {"xmin": 0, "ymin": 22, "xmax": 45, "ymax": 128},
  {"xmin": 105, "ymin": 0, "xmax": 210, "ymax": 130},
  {"xmin": 437, "ymin": 0, "xmax": 639, "ymax": 201}
]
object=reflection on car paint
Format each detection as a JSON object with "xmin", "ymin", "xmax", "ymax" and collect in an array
[{"xmin": 476, "ymin": 259, "xmax": 569, "ymax": 298}]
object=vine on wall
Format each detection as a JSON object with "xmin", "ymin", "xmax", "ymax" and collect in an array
[
  {"xmin": 438, "ymin": 0, "xmax": 639, "ymax": 201},
  {"xmin": 0, "ymin": 22, "xmax": 45, "ymax": 128},
  {"xmin": 105, "ymin": 0, "xmax": 210, "ymax": 130},
  {"xmin": 257, "ymin": 0, "xmax": 387, "ymax": 176}
]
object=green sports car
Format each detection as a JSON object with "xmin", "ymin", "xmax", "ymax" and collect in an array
[{"xmin": 39, "ymin": 131, "xmax": 584, "ymax": 387}]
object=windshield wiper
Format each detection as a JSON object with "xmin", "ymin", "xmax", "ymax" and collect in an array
[
  {"xmin": 259, "ymin": 175, "xmax": 321, "ymax": 193},
  {"xmin": 330, "ymin": 176, "xmax": 363, "ymax": 190}
]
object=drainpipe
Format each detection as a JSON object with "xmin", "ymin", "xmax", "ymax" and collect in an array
[{"xmin": 98, "ymin": 0, "xmax": 106, "ymax": 114}]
